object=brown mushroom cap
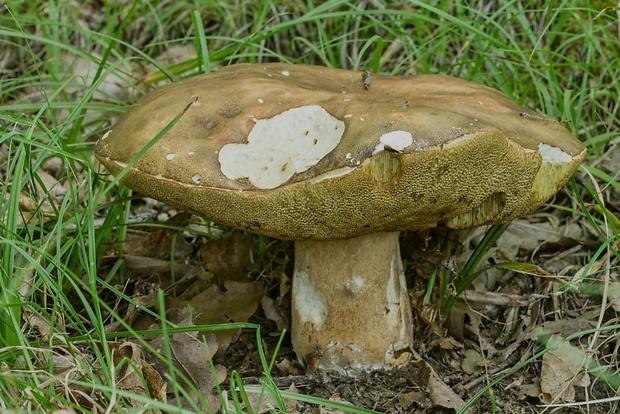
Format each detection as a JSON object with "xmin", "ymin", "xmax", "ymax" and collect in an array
[{"xmin": 95, "ymin": 63, "xmax": 586, "ymax": 240}]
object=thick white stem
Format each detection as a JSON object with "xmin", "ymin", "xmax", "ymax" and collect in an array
[{"xmin": 291, "ymin": 232, "xmax": 413, "ymax": 374}]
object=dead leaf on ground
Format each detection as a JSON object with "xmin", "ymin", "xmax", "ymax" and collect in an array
[
  {"xmin": 199, "ymin": 231, "xmax": 255, "ymax": 282},
  {"xmin": 167, "ymin": 281, "xmax": 264, "ymax": 355},
  {"xmin": 261, "ymin": 295, "xmax": 289, "ymax": 332},
  {"xmin": 417, "ymin": 359, "xmax": 474, "ymax": 413},
  {"xmin": 539, "ymin": 335, "xmax": 591, "ymax": 404},
  {"xmin": 4, "ymin": 170, "xmax": 68, "ymax": 224},
  {"xmin": 23, "ymin": 308, "xmax": 55, "ymax": 341},
  {"xmin": 111, "ymin": 341, "xmax": 166, "ymax": 411},
  {"xmin": 528, "ymin": 309, "xmax": 600, "ymax": 341},
  {"xmin": 461, "ymin": 349, "xmax": 485, "ymax": 375},
  {"xmin": 397, "ymin": 390, "xmax": 426, "ymax": 410},
  {"xmin": 148, "ymin": 308, "xmax": 226, "ymax": 412}
]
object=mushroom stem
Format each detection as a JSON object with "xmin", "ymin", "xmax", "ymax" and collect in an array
[{"xmin": 291, "ymin": 232, "xmax": 414, "ymax": 374}]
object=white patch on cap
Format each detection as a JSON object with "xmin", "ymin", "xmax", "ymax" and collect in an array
[
  {"xmin": 257, "ymin": 98, "xmax": 264, "ymax": 104},
  {"xmin": 292, "ymin": 271, "xmax": 327, "ymax": 328},
  {"xmin": 372, "ymin": 130, "xmax": 413, "ymax": 155},
  {"xmin": 191, "ymin": 174, "xmax": 201, "ymax": 184},
  {"xmin": 166, "ymin": 154, "xmax": 176, "ymax": 160},
  {"xmin": 281, "ymin": 70, "xmax": 290, "ymax": 76},
  {"xmin": 101, "ymin": 130, "xmax": 112, "ymax": 140},
  {"xmin": 531, "ymin": 145, "xmax": 584, "ymax": 203},
  {"xmin": 538, "ymin": 143, "xmax": 573, "ymax": 163},
  {"xmin": 218, "ymin": 105, "xmax": 345, "ymax": 189},
  {"xmin": 415, "ymin": 139, "xmax": 428, "ymax": 151}
]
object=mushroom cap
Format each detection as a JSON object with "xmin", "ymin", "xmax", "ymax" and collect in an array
[{"xmin": 95, "ymin": 63, "xmax": 586, "ymax": 240}]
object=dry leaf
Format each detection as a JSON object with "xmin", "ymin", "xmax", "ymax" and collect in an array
[
  {"xmin": 23, "ymin": 308, "xmax": 54, "ymax": 341},
  {"xmin": 284, "ymin": 383, "xmax": 302, "ymax": 412},
  {"xmin": 141, "ymin": 359, "xmax": 167, "ymax": 402},
  {"xmin": 516, "ymin": 381, "xmax": 541, "ymax": 401},
  {"xmin": 261, "ymin": 296, "xmax": 289, "ymax": 332},
  {"xmin": 528, "ymin": 309, "xmax": 599, "ymax": 341},
  {"xmin": 199, "ymin": 231, "xmax": 255, "ymax": 282},
  {"xmin": 397, "ymin": 390, "xmax": 425, "ymax": 410},
  {"xmin": 417, "ymin": 359, "xmax": 473, "ymax": 413},
  {"xmin": 148, "ymin": 308, "xmax": 226, "ymax": 412},
  {"xmin": 167, "ymin": 281, "xmax": 264, "ymax": 354},
  {"xmin": 318, "ymin": 394, "xmax": 353, "ymax": 414},
  {"xmin": 461, "ymin": 349, "xmax": 485, "ymax": 375},
  {"xmin": 111, "ymin": 341, "xmax": 166, "ymax": 411},
  {"xmin": 539, "ymin": 335, "xmax": 590, "ymax": 404}
]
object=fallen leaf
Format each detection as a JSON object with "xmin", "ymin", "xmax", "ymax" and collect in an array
[
  {"xmin": 111, "ymin": 341, "xmax": 165, "ymax": 411},
  {"xmin": 528, "ymin": 309, "xmax": 599, "ymax": 341},
  {"xmin": 397, "ymin": 390, "xmax": 425, "ymax": 410},
  {"xmin": 199, "ymin": 231, "xmax": 255, "ymax": 282},
  {"xmin": 417, "ymin": 359, "xmax": 473, "ymax": 413},
  {"xmin": 261, "ymin": 296, "xmax": 289, "ymax": 332},
  {"xmin": 516, "ymin": 381, "xmax": 541, "ymax": 400},
  {"xmin": 284, "ymin": 383, "xmax": 302, "ymax": 412},
  {"xmin": 148, "ymin": 308, "xmax": 226, "ymax": 412},
  {"xmin": 23, "ymin": 308, "xmax": 54, "ymax": 341},
  {"xmin": 167, "ymin": 281, "xmax": 264, "ymax": 354},
  {"xmin": 539, "ymin": 335, "xmax": 590, "ymax": 404},
  {"xmin": 141, "ymin": 359, "xmax": 167, "ymax": 403},
  {"xmin": 461, "ymin": 349, "xmax": 485, "ymax": 375},
  {"xmin": 318, "ymin": 394, "xmax": 353, "ymax": 414}
]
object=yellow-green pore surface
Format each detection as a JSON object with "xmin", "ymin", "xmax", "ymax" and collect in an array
[{"xmin": 95, "ymin": 63, "xmax": 586, "ymax": 240}]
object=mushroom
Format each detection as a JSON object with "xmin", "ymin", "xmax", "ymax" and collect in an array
[{"xmin": 95, "ymin": 63, "xmax": 586, "ymax": 374}]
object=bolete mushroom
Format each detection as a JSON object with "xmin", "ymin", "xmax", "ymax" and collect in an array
[{"xmin": 95, "ymin": 63, "xmax": 586, "ymax": 374}]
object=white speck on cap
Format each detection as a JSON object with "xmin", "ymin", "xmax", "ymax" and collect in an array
[
  {"xmin": 372, "ymin": 130, "xmax": 413, "ymax": 155},
  {"xmin": 101, "ymin": 130, "xmax": 112, "ymax": 140},
  {"xmin": 218, "ymin": 105, "xmax": 345, "ymax": 189},
  {"xmin": 538, "ymin": 143, "xmax": 573, "ymax": 163},
  {"xmin": 191, "ymin": 174, "xmax": 201, "ymax": 184},
  {"xmin": 281, "ymin": 70, "xmax": 290, "ymax": 76},
  {"xmin": 353, "ymin": 275, "xmax": 365, "ymax": 288},
  {"xmin": 257, "ymin": 98, "xmax": 264, "ymax": 104},
  {"xmin": 166, "ymin": 154, "xmax": 176, "ymax": 161}
]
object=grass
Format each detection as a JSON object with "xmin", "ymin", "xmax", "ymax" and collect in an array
[{"xmin": 1, "ymin": 0, "xmax": 619, "ymax": 412}]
